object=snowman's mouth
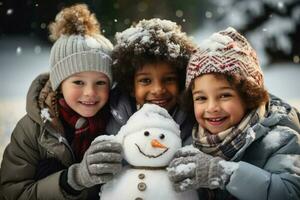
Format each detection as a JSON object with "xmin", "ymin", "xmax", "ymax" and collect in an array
[{"xmin": 135, "ymin": 144, "xmax": 169, "ymax": 158}]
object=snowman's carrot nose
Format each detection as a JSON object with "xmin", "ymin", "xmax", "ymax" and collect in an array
[{"xmin": 151, "ymin": 139, "xmax": 167, "ymax": 148}]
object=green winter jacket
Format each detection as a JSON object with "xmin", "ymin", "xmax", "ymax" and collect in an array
[{"xmin": 0, "ymin": 74, "xmax": 99, "ymax": 200}]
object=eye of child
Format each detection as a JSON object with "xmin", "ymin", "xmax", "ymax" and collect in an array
[
  {"xmin": 163, "ymin": 75, "xmax": 177, "ymax": 83},
  {"xmin": 138, "ymin": 78, "xmax": 151, "ymax": 85},
  {"xmin": 72, "ymin": 80, "xmax": 84, "ymax": 85},
  {"xmin": 96, "ymin": 80, "xmax": 107, "ymax": 86},
  {"xmin": 193, "ymin": 95, "xmax": 206, "ymax": 102},
  {"xmin": 220, "ymin": 93, "xmax": 232, "ymax": 99}
]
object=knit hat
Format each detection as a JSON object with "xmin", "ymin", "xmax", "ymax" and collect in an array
[
  {"xmin": 48, "ymin": 4, "xmax": 113, "ymax": 91},
  {"xmin": 116, "ymin": 104, "xmax": 180, "ymax": 142},
  {"xmin": 186, "ymin": 27, "xmax": 263, "ymax": 88}
]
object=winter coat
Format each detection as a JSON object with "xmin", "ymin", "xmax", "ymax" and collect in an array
[
  {"xmin": 0, "ymin": 73, "xmax": 102, "ymax": 200},
  {"xmin": 106, "ymin": 86, "xmax": 195, "ymax": 145},
  {"xmin": 197, "ymin": 94, "xmax": 300, "ymax": 200}
]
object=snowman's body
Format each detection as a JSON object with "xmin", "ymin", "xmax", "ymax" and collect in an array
[
  {"xmin": 101, "ymin": 167, "xmax": 199, "ymax": 199},
  {"xmin": 99, "ymin": 104, "xmax": 199, "ymax": 200}
]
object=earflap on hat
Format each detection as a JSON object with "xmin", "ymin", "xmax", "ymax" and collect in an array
[{"xmin": 185, "ymin": 27, "xmax": 263, "ymax": 88}]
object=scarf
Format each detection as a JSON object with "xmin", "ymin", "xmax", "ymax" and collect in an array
[
  {"xmin": 193, "ymin": 106, "xmax": 264, "ymax": 160},
  {"xmin": 58, "ymin": 98, "xmax": 108, "ymax": 161}
]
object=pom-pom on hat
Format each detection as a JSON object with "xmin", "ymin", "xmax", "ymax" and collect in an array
[
  {"xmin": 48, "ymin": 3, "xmax": 113, "ymax": 91},
  {"xmin": 185, "ymin": 27, "xmax": 263, "ymax": 88},
  {"xmin": 116, "ymin": 104, "xmax": 180, "ymax": 142}
]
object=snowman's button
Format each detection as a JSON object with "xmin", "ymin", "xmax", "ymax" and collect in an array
[
  {"xmin": 138, "ymin": 182, "xmax": 147, "ymax": 191},
  {"xmin": 138, "ymin": 173, "xmax": 145, "ymax": 179},
  {"xmin": 135, "ymin": 198, "xmax": 143, "ymax": 200}
]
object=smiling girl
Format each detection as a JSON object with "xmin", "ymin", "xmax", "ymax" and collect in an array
[{"xmin": 167, "ymin": 27, "xmax": 300, "ymax": 200}]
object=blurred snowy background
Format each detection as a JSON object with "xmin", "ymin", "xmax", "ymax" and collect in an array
[{"xmin": 1, "ymin": 0, "xmax": 300, "ymax": 163}]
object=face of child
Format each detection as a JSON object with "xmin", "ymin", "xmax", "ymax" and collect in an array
[
  {"xmin": 133, "ymin": 62, "xmax": 179, "ymax": 111},
  {"xmin": 192, "ymin": 74, "xmax": 246, "ymax": 134},
  {"xmin": 61, "ymin": 71, "xmax": 110, "ymax": 117}
]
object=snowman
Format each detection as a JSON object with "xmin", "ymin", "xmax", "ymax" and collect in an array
[{"xmin": 99, "ymin": 104, "xmax": 199, "ymax": 200}]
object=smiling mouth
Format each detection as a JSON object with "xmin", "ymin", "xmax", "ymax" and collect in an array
[
  {"xmin": 205, "ymin": 117, "xmax": 227, "ymax": 125},
  {"xmin": 79, "ymin": 101, "xmax": 98, "ymax": 105},
  {"xmin": 147, "ymin": 99, "xmax": 170, "ymax": 107},
  {"xmin": 135, "ymin": 144, "xmax": 169, "ymax": 158}
]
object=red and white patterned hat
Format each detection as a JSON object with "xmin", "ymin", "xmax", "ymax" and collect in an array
[{"xmin": 185, "ymin": 27, "xmax": 263, "ymax": 88}]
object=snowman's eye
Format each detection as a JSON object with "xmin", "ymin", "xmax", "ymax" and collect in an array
[
  {"xmin": 160, "ymin": 134, "xmax": 165, "ymax": 139},
  {"xmin": 144, "ymin": 131, "xmax": 150, "ymax": 136}
]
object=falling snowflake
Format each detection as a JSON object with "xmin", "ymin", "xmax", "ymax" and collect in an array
[
  {"xmin": 6, "ymin": 9, "xmax": 13, "ymax": 15},
  {"xmin": 16, "ymin": 47, "xmax": 22, "ymax": 55}
]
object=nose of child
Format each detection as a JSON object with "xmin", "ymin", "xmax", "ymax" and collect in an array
[
  {"xmin": 84, "ymin": 85, "xmax": 97, "ymax": 97},
  {"xmin": 151, "ymin": 82, "xmax": 166, "ymax": 95},
  {"xmin": 206, "ymin": 100, "xmax": 220, "ymax": 113}
]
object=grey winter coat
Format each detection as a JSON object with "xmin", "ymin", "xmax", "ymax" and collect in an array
[
  {"xmin": 106, "ymin": 87, "xmax": 195, "ymax": 145},
  {"xmin": 199, "ymin": 95, "xmax": 300, "ymax": 200},
  {"xmin": 0, "ymin": 74, "xmax": 100, "ymax": 200}
]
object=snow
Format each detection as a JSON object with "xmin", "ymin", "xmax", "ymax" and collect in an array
[
  {"xmin": 219, "ymin": 160, "xmax": 239, "ymax": 175},
  {"xmin": 264, "ymin": 0, "xmax": 295, "ymax": 10},
  {"xmin": 117, "ymin": 104, "xmax": 180, "ymax": 139},
  {"xmin": 115, "ymin": 18, "xmax": 186, "ymax": 58},
  {"xmin": 262, "ymin": 126, "xmax": 294, "ymax": 149},
  {"xmin": 0, "ymin": 99, "xmax": 26, "ymax": 163},
  {"xmin": 0, "ymin": 36, "xmax": 49, "ymax": 163},
  {"xmin": 200, "ymin": 30, "xmax": 234, "ymax": 52},
  {"xmin": 40, "ymin": 108, "xmax": 52, "ymax": 122},
  {"xmin": 100, "ymin": 104, "xmax": 198, "ymax": 199},
  {"xmin": 196, "ymin": 0, "xmax": 299, "ymax": 68},
  {"xmin": 178, "ymin": 178, "xmax": 193, "ymax": 191},
  {"xmin": 167, "ymin": 162, "xmax": 196, "ymax": 175},
  {"xmin": 279, "ymin": 155, "xmax": 300, "ymax": 175},
  {"xmin": 93, "ymin": 135, "xmax": 118, "ymax": 143},
  {"xmin": 101, "ymin": 168, "xmax": 199, "ymax": 199},
  {"xmin": 261, "ymin": 16, "xmax": 295, "ymax": 54},
  {"xmin": 175, "ymin": 145, "xmax": 200, "ymax": 155},
  {"xmin": 85, "ymin": 36, "xmax": 102, "ymax": 48},
  {"xmin": 264, "ymin": 63, "xmax": 300, "ymax": 102}
]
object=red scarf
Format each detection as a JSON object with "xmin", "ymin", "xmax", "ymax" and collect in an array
[{"xmin": 58, "ymin": 98, "xmax": 108, "ymax": 161}]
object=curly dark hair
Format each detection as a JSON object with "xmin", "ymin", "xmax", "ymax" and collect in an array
[
  {"xmin": 112, "ymin": 18, "xmax": 196, "ymax": 93},
  {"xmin": 181, "ymin": 73, "xmax": 269, "ymax": 113}
]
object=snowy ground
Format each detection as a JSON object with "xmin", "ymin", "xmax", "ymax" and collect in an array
[{"xmin": 0, "ymin": 36, "xmax": 299, "ymax": 163}]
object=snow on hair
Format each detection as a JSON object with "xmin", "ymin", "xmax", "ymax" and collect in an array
[{"xmin": 48, "ymin": 3, "xmax": 101, "ymax": 41}]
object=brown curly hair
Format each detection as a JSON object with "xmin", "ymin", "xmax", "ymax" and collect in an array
[
  {"xmin": 181, "ymin": 73, "xmax": 269, "ymax": 113},
  {"xmin": 112, "ymin": 18, "xmax": 196, "ymax": 93}
]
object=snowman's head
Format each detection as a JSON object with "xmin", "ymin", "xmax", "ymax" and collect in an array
[{"xmin": 116, "ymin": 104, "xmax": 182, "ymax": 167}]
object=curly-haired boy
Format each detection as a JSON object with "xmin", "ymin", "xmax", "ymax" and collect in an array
[{"xmin": 107, "ymin": 18, "xmax": 196, "ymax": 144}]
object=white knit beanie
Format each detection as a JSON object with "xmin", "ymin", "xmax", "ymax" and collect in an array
[
  {"xmin": 116, "ymin": 104, "xmax": 181, "ymax": 142},
  {"xmin": 48, "ymin": 4, "xmax": 113, "ymax": 91}
]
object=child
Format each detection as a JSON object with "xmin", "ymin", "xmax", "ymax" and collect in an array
[
  {"xmin": 107, "ymin": 18, "xmax": 197, "ymax": 144},
  {"xmin": 0, "ymin": 4, "xmax": 122, "ymax": 199},
  {"xmin": 167, "ymin": 27, "xmax": 300, "ymax": 200}
]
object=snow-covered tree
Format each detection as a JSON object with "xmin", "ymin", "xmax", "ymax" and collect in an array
[{"xmin": 195, "ymin": 0, "xmax": 300, "ymax": 67}]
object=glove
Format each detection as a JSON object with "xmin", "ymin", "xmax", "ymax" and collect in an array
[
  {"xmin": 67, "ymin": 139, "xmax": 122, "ymax": 191},
  {"xmin": 167, "ymin": 145, "xmax": 238, "ymax": 192}
]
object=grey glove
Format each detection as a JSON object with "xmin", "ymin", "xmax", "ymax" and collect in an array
[
  {"xmin": 167, "ymin": 145, "xmax": 238, "ymax": 192},
  {"xmin": 67, "ymin": 139, "xmax": 122, "ymax": 191}
]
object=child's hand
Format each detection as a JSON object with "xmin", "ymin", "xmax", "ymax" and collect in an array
[
  {"xmin": 67, "ymin": 139, "xmax": 122, "ymax": 190},
  {"xmin": 167, "ymin": 146, "xmax": 237, "ymax": 192}
]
